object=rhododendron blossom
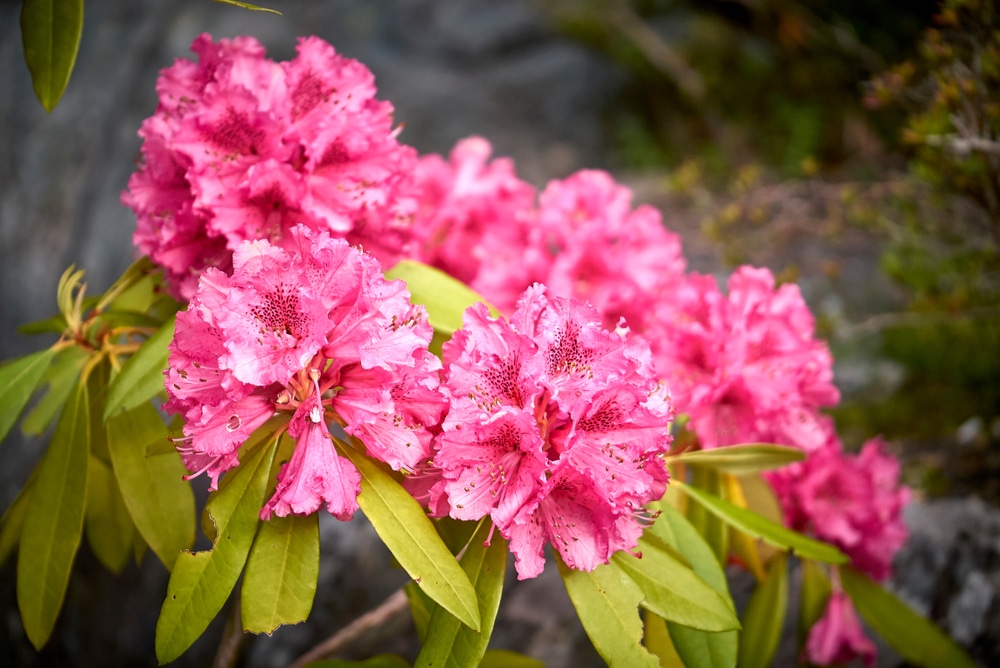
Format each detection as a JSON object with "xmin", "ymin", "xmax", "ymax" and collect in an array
[
  {"xmin": 650, "ymin": 266, "xmax": 839, "ymax": 450},
  {"xmin": 805, "ymin": 590, "xmax": 877, "ymax": 667},
  {"xmin": 418, "ymin": 285, "xmax": 673, "ymax": 579},
  {"xmin": 165, "ymin": 226, "xmax": 445, "ymax": 520},
  {"xmin": 123, "ymin": 34, "xmax": 416, "ymax": 300}
]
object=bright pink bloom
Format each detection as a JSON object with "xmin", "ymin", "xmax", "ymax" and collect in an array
[
  {"xmin": 767, "ymin": 436, "xmax": 911, "ymax": 582},
  {"xmin": 165, "ymin": 226, "xmax": 444, "ymax": 519},
  {"xmin": 805, "ymin": 590, "xmax": 876, "ymax": 667},
  {"xmin": 424, "ymin": 285, "xmax": 673, "ymax": 579},
  {"xmin": 651, "ymin": 266, "xmax": 839, "ymax": 450},
  {"xmin": 123, "ymin": 34, "xmax": 417, "ymax": 300}
]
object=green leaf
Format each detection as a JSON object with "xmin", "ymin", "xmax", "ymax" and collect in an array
[
  {"xmin": 304, "ymin": 656, "xmax": 410, "ymax": 668},
  {"xmin": 155, "ymin": 436, "xmax": 279, "ymax": 663},
  {"xmin": 737, "ymin": 553, "xmax": 788, "ymax": 668},
  {"xmin": 415, "ymin": 522, "xmax": 507, "ymax": 668},
  {"xmin": 478, "ymin": 649, "xmax": 545, "ymax": 668},
  {"xmin": 340, "ymin": 442, "xmax": 481, "ymax": 632},
  {"xmin": 85, "ymin": 455, "xmax": 135, "ymax": 574},
  {"xmin": 20, "ymin": 346, "xmax": 88, "ymax": 437},
  {"xmin": 405, "ymin": 581, "xmax": 434, "ymax": 644},
  {"xmin": 106, "ymin": 401, "xmax": 194, "ymax": 570},
  {"xmin": 670, "ymin": 444, "xmax": 806, "ymax": 476},
  {"xmin": 842, "ymin": 565, "xmax": 977, "ymax": 668},
  {"xmin": 241, "ymin": 512, "xmax": 319, "ymax": 635},
  {"xmin": 676, "ymin": 480, "xmax": 848, "ymax": 564},
  {"xmin": 213, "ymin": 0, "xmax": 282, "ymax": 14},
  {"xmin": 685, "ymin": 466, "xmax": 728, "ymax": 565},
  {"xmin": 20, "ymin": 0, "xmax": 83, "ymax": 112},
  {"xmin": 0, "ymin": 347, "xmax": 58, "ymax": 444},
  {"xmin": 16, "ymin": 379, "xmax": 89, "ymax": 650},
  {"xmin": 18, "ymin": 314, "xmax": 67, "ymax": 335},
  {"xmin": 0, "ymin": 478, "xmax": 35, "ymax": 568},
  {"xmin": 643, "ymin": 611, "xmax": 686, "ymax": 668},
  {"xmin": 557, "ymin": 557, "xmax": 659, "ymax": 668},
  {"xmin": 385, "ymin": 260, "xmax": 499, "ymax": 337},
  {"xmin": 798, "ymin": 559, "xmax": 831, "ymax": 646},
  {"xmin": 104, "ymin": 315, "xmax": 175, "ymax": 419}
]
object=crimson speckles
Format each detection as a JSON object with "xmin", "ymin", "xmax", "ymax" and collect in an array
[
  {"xmin": 208, "ymin": 107, "xmax": 266, "ymax": 155},
  {"xmin": 545, "ymin": 322, "xmax": 596, "ymax": 377},
  {"xmin": 577, "ymin": 400, "xmax": 622, "ymax": 433},
  {"xmin": 482, "ymin": 355, "xmax": 524, "ymax": 407},
  {"xmin": 291, "ymin": 71, "xmax": 327, "ymax": 120},
  {"xmin": 251, "ymin": 283, "xmax": 308, "ymax": 338},
  {"xmin": 319, "ymin": 140, "xmax": 351, "ymax": 167}
]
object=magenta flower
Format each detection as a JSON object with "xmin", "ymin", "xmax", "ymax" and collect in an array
[
  {"xmin": 805, "ymin": 590, "xmax": 877, "ymax": 667},
  {"xmin": 165, "ymin": 226, "xmax": 445, "ymax": 520},
  {"xmin": 422, "ymin": 285, "xmax": 673, "ymax": 579},
  {"xmin": 650, "ymin": 266, "xmax": 839, "ymax": 450},
  {"xmin": 123, "ymin": 34, "xmax": 416, "ymax": 300}
]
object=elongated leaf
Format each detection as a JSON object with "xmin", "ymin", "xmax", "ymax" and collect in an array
[
  {"xmin": 416, "ymin": 522, "xmax": 507, "ymax": 668},
  {"xmin": 644, "ymin": 611, "xmax": 686, "ymax": 668},
  {"xmin": 20, "ymin": 0, "xmax": 83, "ymax": 111},
  {"xmin": 479, "ymin": 649, "xmax": 545, "ymax": 668},
  {"xmin": 670, "ymin": 444, "xmax": 805, "ymax": 475},
  {"xmin": 304, "ymin": 656, "xmax": 410, "ymax": 668},
  {"xmin": 0, "ymin": 479, "xmax": 34, "ymax": 568},
  {"xmin": 17, "ymin": 380, "xmax": 89, "ymax": 650},
  {"xmin": 385, "ymin": 260, "xmax": 499, "ymax": 336},
  {"xmin": 18, "ymin": 314, "xmax": 67, "ymax": 335},
  {"xmin": 405, "ymin": 580, "xmax": 434, "ymax": 643},
  {"xmin": 106, "ymin": 402, "xmax": 194, "ymax": 570},
  {"xmin": 0, "ymin": 347, "xmax": 57, "ymax": 444},
  {"xmin": 737, "ymin": 553, "xmax": 788, "ymax": 668},
  {"xmin": 676, "ymin": 480, "xmax": 848, "ymax": 564},
  {"xmin": 340, "ymin": 442, "xmax": 480, "ymax": 632},
  {"xmin": 156, "ymin": 436, "xmax": 278, "ymax": 663},
  {"xmin": 842, "ymin": 566, "xmax": 976, "ymax": 668},
  {"xmin": 613, "ymin": 537, "xmax": 739, "ymax": 632},
  {"xmin": 214, "ymin": 0, "xmax": 282, "ymax": 14},
  {"xmin": 686, "ymin": 466, "xmax": 728, "ymax": 565},
  {"xmin": 85, "ymin": 455, "xmax": 134, "ymax": 574},
  {"xmin": 798, "ymin": 559, "xmax": 831, "ymax": 646},
  {"xmin": 242, "ymin": 512, "xmax": 319, "ymax": 634},
  {"xmin": 648, "ymin": 503, "xmax": 738, "ymax": 668},
  {"xmin": 557, "ymin": 557, "xmax": 659, "ymax": 668},
  {"xmin": 21, "ymin": 346, "xmax": 88, "ymax": 436},
  {"xmin": 722, "ymin": 474, "xmax": 766, "ymax": 581},
  {"xmin": 104, "ymin": 315, "xmax": 175, "ymax": 419}
]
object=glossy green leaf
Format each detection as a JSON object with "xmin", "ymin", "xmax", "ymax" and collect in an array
[
  {"xmin": 406, "ymin": 581, "xmax": 434, "ymax": 644},
  {"xmin": 18, "ymin": 314, "xmax": 67, "ymax": 335},
  {"xmin": 685, "ymin": 466, "xmax": 728, "ymax": 565},
  {"xmin": 20, "ymin": 346, "xmax": 88, "ymax": 436},
  {"xmin": 842, "ymin": 565, "xmax": 977, "ymax": 668},
  {"xmin": 85, "ymin": 455, "xmax": 134, "ymax": 574},
  {"xmin": 385, "ymin": 260, "xmax": 499, "ymax": 337},
  {"xmin": 20, "ymin": 0, "xmax": 83, "ymax": 111},
  {"xmin": 737, "ymin": 553, "xmax": 788, "ymax": 668},
  {"xmin": 214, "ymin": 0, "xmax": 282, "ymax": 14},
  {"xmin": 670, "ymin": 444, "xmax": 805, "ymax": 476},
  {"xmin": 415, "ymin": 522, "xmax": 507, "ymax": 668},
  {"xmin": 104, "ymin": 315, "xmax": 175, "ymax": 419},
  {"xmin": 613, "ymin": 536, "xmax": 739, "ymax": 632},
  {"xmin": 557, "ymin": 557, "xmax": 659, "ymax": 668},
  {"xmin": 648, "ymin": 503, "xmax": 738, "ymax": 668},
  {"xmin": 95, "ymin": 256, "xmax": 157, "ymax": 312},
  {"xmin": 676, "ymin": 480, "xmax": 848, "ymax": 564},
  {"xmin": 106, "ymin": 402, "xmax": 194, "ymax": 570},
  {"xmin": 304, "ymin": 656, "xmax": 410, "ymax": 668},
  {"xmin": 340, "ymin": 442, "xmax": 481, "ymax": 632},
  {"xmin": 478, "ymin": 649, "xmax": 546, "ymax": 668},
  {"xmin": 0, "ymin": 347, "xmax": 57, "ymax": 444},
  {"xmin": 643, "ymin": 611, "xmax": 686, "ymax": 667},
  {"xmin": 0, "ymin": 479, "xmax": 33, "ymax": 568},
  {"xmin": 798, "ymin": 559, "xmax": 831, "ymax": 646},
  {"xmin": 85, "ymin": 359, "xmax": 111, "ymax": 462},
  {"xmin": 156, "ymin": 436, "xmax": 278, "ymax": 663},
  {"xmin": 242, "ymin": 512, "xmax": 319, "ymax": 635},
  {"xmin": 16, "ymin": 379, "xmax": 89, "ymax": 650}
]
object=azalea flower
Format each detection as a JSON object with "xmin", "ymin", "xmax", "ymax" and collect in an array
[
  {"xmin": 805, "ymin": 590, "xmax": 877, "ymax": 667},
  {"xmin": 418, "ymin": 285, "xmax": 673, "ymax": 579},
  {"xmin": 165, "ymin": 226, "xmax": 445, "ymax": 520}
]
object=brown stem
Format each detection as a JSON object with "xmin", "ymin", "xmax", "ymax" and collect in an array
[
  {"xmin": 212, "ymin": 596, "xmax": 247, "ymax": 668},
  {"xmin": 289, "ymin": 588, "xmax": 411, "ymax": 668}
]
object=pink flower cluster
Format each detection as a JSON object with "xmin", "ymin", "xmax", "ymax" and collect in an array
[
  {"xmin": 123, "ymin": 34, "xmax": 416, "ymax": 300},
  {"xmin": 416, "ymin": 286, "xmax": 673, "ymax": 579},
  {"xmin": 165, "ymin": 225, "xmax": 444, "ymax": 520}
]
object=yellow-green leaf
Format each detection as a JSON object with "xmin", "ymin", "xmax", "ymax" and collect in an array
[
  {"xmin": 20, "ymin": 346, "xmax": 88, "ymax": 437},
  {"xmin": 644, "ymin": 610, "xmax": 686, "ymax": 668},
  {"xmin": 557, "ymin": 557, "xmax": 659, "ymax": 668},
  {"xmin": 0, "ymin": 347, "xmax": 57, "ymax": 444},
  {"xmin": 16, "ymin": 379, "xmax": 89, "ymax": 650},
  {"xmin": 106, "ymin": 402, "xmax": 194, "ymax": 570},
  {"xmin": 214, "ymin": 0, "xmax": 282, "ymax": 14},
  {"xmin": 842, "ymin": 565, "xmax": 977, "ymax": 668},
  {"xmin": 415, "ymin": 522, "xmax": 507, "ymax": 668},
  {"xmin": 737, "ymin": 553, "xmax": 788, "ymax": 668},
  {"xmin": 478, "ymin": 649, "xmax": 545, "ymax": 668},
  {"xmin": 104, "ymin": 315, "xmax": 175, "ymax": 419},
  {"xmin": 340, "ymin": 442, "xmax": 481, "ymax": 632},
  {"xmin": 85, "ymin": 455, "xmax": 134, "ymax": 574},
  {"xmin": 685, "ymin": 466, "xmax": 728, "ymax": 565},
  {"xmin": 798, "ymin": 559, "xmax": 831, "ymax": 646},
  {"xmin": 242, "ymin": 512, "xmax": 319, "ymax": 635},
  {"xmin": 669, "ymin": 444, "xmax": 806, "ymax": 476},
  {"xmin": 0, "ymin": 479, "xmax": 34, "ymax": 568},
  {"xmin": 385, "ymin": 260, "xmax": 499, "ymax": 339},
  {"xmin": 20, "ymin": 0, "xmax": 84, "ymax": 112}
]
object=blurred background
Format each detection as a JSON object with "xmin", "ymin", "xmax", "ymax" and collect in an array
[{"xmin": 1, "ymin": 0, "xmax": 999, "ymax": 665}]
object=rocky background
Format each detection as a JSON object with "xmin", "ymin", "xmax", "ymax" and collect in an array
[{"xmin": 0, "ymin": 1, "xmax": 997, "ymax": 666}]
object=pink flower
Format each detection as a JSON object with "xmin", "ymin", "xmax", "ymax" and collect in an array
[
  {"xmin": 651, "ymin": 266, "xmax": 839, "ymax": 450},
  {"xmin": 165, "ymin": 226, "xmax": 444, "ymax": 519},
  {"xmin": 424, "ymin": 285, "xmax": 673, "ymax": 579},
  {"xmin": 767, "ymin": 436, "xmax": 911, "ymax": 582},
  {"xmin": 123, "ymin": 34, "xmax": 417, "ymax": 301},
  {"xmin": 805, "ymin": 590, "xmax": 876, "ymax": 667}
]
